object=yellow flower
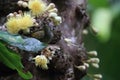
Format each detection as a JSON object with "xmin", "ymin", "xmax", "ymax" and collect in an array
[
  {"xmin": 28, "ymin": 0, "xmax": 47, "ymax": 16},
  {"xmin": 6, "ymin": 13, "xmax": 33, "ymax": 34},
  {"xmin": 20, "ymin": 13, "xmax": 33, "ymax": 29},
  {"xmin": 33, "ymin": 55, "xmax": 49, "ymax": 69},
  {"xmin": 6, "ymin": 17, "xmax": 20, "ymax": 34}
]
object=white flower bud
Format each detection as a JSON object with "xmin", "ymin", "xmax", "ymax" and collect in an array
[
  {"xmin": 82, "ymin": 29, "xmax": 88, "ymax": 35},
  {"xmin": 49, "ymin": 12, "xmax": 57, "ymax": 18},
  {"xmin": 94, "ymin": 74, "xmax": 103, "ymax": 79},
  {"xmin": 92, "ymin": 27, "xmax": 99, "ymax": 34},
  {"xmin": 87, "ymin": 58, "xmax": 100, "ymax": 63},
  {"xmin": 46, "ymin": 3, "xmax": 55, "ymax": 11},
  {"xmin": 22, "ymin": 2, "xmax": 28, "ymax": 8},
  {"xmin": 75, "ymin": 65, "xmax": 86, "ymax": 71},
  {"xmin": 91, "ymin": 63, "xmax": 99, "ymax": 68},
  {"xmin": 54, "ymin": 16, "xmax": 62, "ymax": 23},
  {"xmin": 84, "ymin": 63, "xmax": 89, "ymax": 68},
  {"xmin": 32, "ymin": 19, "xmax": 36, "ymax": 23},
  {"xmin": 48, "ymin": 8, "xmax": 58, "ymax": 13},
  {"xmin": 64, "ymin": 38, "xmax": 72, "ymax": 44},
  {"xmin": 17, "ymin": 0, "xmax": 23, "ymax": 6},
  {"xmin": 87, "ymin": 51, "xmax": 98, "ymax": 56},
  {"xmin": 7, "ymin": 13, "xmax": 14, "ymax": 18}
]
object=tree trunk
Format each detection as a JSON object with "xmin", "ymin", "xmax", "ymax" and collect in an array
[{"xmin": 0, "ymin": 0, "xmax": 89, "ymax": 80}]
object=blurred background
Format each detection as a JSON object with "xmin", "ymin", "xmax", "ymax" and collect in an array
[{"xmin": 83, "ymin": 0, "xmax": 120, "ymax": 80}]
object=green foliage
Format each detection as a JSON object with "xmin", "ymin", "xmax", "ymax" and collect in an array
[
  {"xmin": 85, "ymin": 0, "xmax": 120, "ymax": 80},
  {"xmin": 88, "ymin": 0, "xmax": 109, "ymax": 8},
  {"xmin": 11, "ymin": 38, "xmax": 47, "ymax": 53},
  {"xmin": 0, "ymin": 31, "xmax": 47, "ymax": 53},
  {"xmin": 0, "ymin": 30, "xmax": 47, "ymax": 79},
  {"xmin": 0, "ymin": 42, "xmax": 33, "ymax": 79},
  {"xmin": 88, "ymin": 0, "xmax": 120, "ymax": 43},
  {"xmin": 0, "ymin": 31, "xmax": 24, "ymax": 44},
  {"xmin": 92, "ymin": 8, "xmax": 112, "ymax": 42}
]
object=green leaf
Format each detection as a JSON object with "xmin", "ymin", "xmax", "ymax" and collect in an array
[
  {"xmin": 0, "ymin": 42, "xmax": 33, "ymax": 79},
  {"xmin": 11, "ymin": 38, "xmax": 47, "ymax": 53},
  {"xmin": 0, "ymin": 31, "xmax": 47, "ymax": 52},
  {"xmin": 17, "ymin": 70, "xmax": 33, "ymax": 80},
  {"xmin": 0, "ymin": 31, "xmax": 24, "ymax": 44}
]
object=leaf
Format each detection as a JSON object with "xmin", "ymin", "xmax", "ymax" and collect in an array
[
  {"xmin": 11, "ymin": 38, "xmax": 47, "ymax": 53},
  {"xmin": 0, "ymin": 31, "xmax": 24, "ymax": 44},
  {"xmin": 17, "ymin": 70, "xmax": 33, "ymax": 80},
  {"xmin": 0, "ymin": 42, "xmax": 33, "ymax": 79},
  {"xmin": 0, "ymin": 31, "xmax": 47, "ymax": 52}
]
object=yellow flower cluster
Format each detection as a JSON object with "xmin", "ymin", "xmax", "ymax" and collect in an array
[
  {"xmin": 6, "ymin": 13, "xmax": 33, "ymax": 34},
  {"xmin": 28, "ymin": 0, "xmax": 47, "ymax": 16},
  {"xmin": 33, "ymin": 55, "xmax": 49, "ymax": 69}
]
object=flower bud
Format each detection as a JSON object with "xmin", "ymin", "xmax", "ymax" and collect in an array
[
  {"xmin": 93, "ymin": 74, "xmax": 102, "ymax": 79},
  {"xmin": 84, "ymin": 63, "xmax": 89, "ymax": 68},
  {"xmin": 75, "ymin": 65, "xmax": 86, "ymax": 71},
  {"xmin": 22, "ymin": 2, "xmax": 28, "ymax": 8},
  {"xmin": 48, "ymin": 8, "xmax": 58, "ymax": 13},
  {"xmin": 46, "ymin": 3, "xmax": 55, "ymax": 11},
  {"xmin": 87, "ymin": 51, "xmax": 98, "ymax": 56},
  {"xmin": 49, "ymin": 12, "xmax": 57, "ymax": 18},
  {"xmin": 87, "ymin": 58, "xmax": 100, "ymax": 63},
  {"xmin": 54, "ymin": 16, "xmax": 62, "ymax": 23},
  {"xmin": 91, "ymin": 63, "xmax": 99, "ymax": 68},
  {"xmin": 17, "ymin": 0, "xmax": 23, "ymax": 6},
  {"xmin": 7, "ymin": 13, "xmax": 14, "ymax": 18},
  {"xmin": 82, "ymin": 29, "xmax": 88, "ymax": 35}
]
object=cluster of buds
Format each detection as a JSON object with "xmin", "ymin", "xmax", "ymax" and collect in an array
[
  {"xmin": 7, "ymin": 11, "xmax": 23, "ymax": 18},
  {"xmin": 83, "ymin": 51, "xmax": 103, "ymax": 80},
  {"xmin": 64, "ymin": 38, "xmax": 79, "ymax": 47},
  {"xmin": 17, "ymin": 0, "xmax": 62, "ymax": 26},
  {"xmin": 87, "ymin": 73, "xmax": 102, "ymax": 80},
  {"xmin": 87, "ymin": 51, "xmax": 100, "ymax": 68},
  {"xmin": 17, "ymin": 0, "xmax": 28, "ymax": 8},
  {"xmin": 74, "ymin": 51, "xmax": 102, "ymax": 80},
  {"xmin": 17, "ymin": 0, "xmax": 47, "ymax": 15},
  {"xmin": 6, "ymin": 0, "xmax": 62, "ymax": 69},
  {"xmin": 6, "ymin": 0, "xmax": 62, "ymax": 34},
  {"xmin": 41, "ymin": 45, "xmax": 60, "ymax": 60},
  {"xmin": 82, "ymin": 24, "xmax": 100, "ymax": 35},
  {"xmin": 47, "ymin": 3, "xmax": 62, "ymax": 26}
]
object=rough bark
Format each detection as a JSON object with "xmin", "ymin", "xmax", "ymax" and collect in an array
[{"xmin": 0, "ymin": 0, "xmax": 89, "ymax": 80}]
